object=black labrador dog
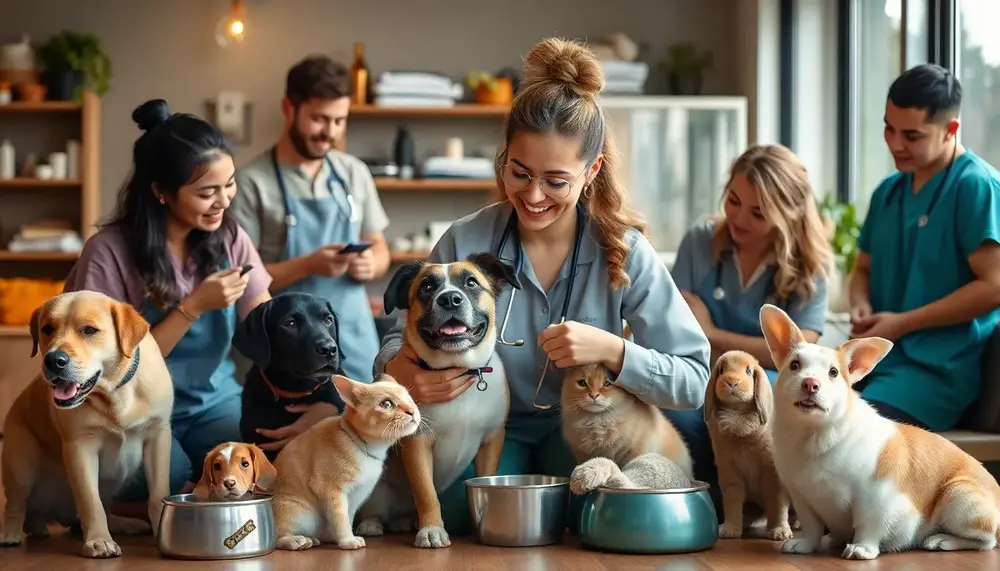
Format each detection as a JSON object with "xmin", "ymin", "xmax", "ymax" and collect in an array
[{"xmin": 233, "ymin": 292, "xmax": 346, "ymax": 459}]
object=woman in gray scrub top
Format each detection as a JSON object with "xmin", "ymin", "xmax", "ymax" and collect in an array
[
  {"xmin": 666, "ymin": 143, "xmax": 832, "ymax": 517},
  {"xmin": 374, "ymin": 38, "xmax": 712, "ymax": 538},
  {"xmin": 63, "ymin": 99, "xmax": 273, "ymax": 500}
]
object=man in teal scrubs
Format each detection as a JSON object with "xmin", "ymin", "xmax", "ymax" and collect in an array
[
  {"xmin": 233, "ymin": 55, "xmax": 392, "ymax": 386},
  {"xmin": 848, "ymin": 64, "xmax": 1000, "ymax": 432}
]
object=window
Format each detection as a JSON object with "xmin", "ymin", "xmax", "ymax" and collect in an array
[
  {"xmin": 954, "ymin": 0, "xmax": 1000, "ymax": 169},
  {"xmin": 854, "ymin": 0, "xmax": 929, "ymax": 215}
]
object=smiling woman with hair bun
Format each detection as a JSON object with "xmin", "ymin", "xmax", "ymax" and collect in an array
[{"xmin": 372, "ymin": 37, "xmax": 711, "ymax": 544}]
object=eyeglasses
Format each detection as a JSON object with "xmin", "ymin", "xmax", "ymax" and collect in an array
[{"xmin": 499, "ymin": 162, "xmax": 590, "ymax": 199}]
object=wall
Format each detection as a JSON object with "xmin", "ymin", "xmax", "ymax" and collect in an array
[{"xmin": 2, "ymin": 0, "xmax": 740, "ymax": 246}]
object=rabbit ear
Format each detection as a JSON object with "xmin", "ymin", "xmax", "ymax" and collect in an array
[
  {"xmin": 703, "ymin": 360, "xmax": 721, "ymax": 424},
  {"xmin": 752, "ymin": 364, "xmax": 774, "ymax": 426}
]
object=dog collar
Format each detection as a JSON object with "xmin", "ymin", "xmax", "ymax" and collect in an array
[
  {"xmin": 416, "ymin": 356, "xmax": 493, "ymax": 392},
  {"xmin": 259, "ymin": 367, "xmax": 327, "ymax": 401},
  {"xmin": 114, "ymin": 346, "xmax": 141, "ymax": 391}
]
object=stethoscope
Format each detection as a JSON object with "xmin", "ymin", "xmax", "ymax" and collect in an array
[
  {"xmin": 710, "ymin": 251, "xmax": 778, "ymax": 305},
  {"xmin": 495, "ymin": 203, "xmax": 586, "ymax": 410},
  {"xmin": 270, "ymin": 147, "xmax": 360, "ymax": 228}
]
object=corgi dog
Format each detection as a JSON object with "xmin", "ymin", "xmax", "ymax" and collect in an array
[{"xmin": 759, "ymin": 304, "xmax": 1000, "ymax": 560}]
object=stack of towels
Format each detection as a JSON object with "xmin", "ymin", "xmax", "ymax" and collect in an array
[
  {"xmin": 373, "ymin": 71, "xmax": 463, "ymax": 107},
  {"xmin": 422, "ymin": 156, "xmax": 494, "ymax": 179},
  {"xmin": 600, "ymin": 60, "xmax": 649, "ymax": 94},
  {"xmin": 7, "ymin": 219, "xmax": 83, "ymax": 253}
]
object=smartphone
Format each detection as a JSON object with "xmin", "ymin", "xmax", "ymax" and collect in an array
[
  {"xmin": 239, "ymin": 264, "xmax": 254, "ymax": 277},
  {"xmin": 338, "ymin": 242, "xmax": 372, "ymax": 255}
]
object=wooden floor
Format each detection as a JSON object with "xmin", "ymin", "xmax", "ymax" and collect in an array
[{"xmin": 0, "ymin": 527, "xmax": 997, "ymax": 570}]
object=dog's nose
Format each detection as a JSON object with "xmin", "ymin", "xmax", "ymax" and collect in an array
[
  {"xmin": 316, "ymin": 342, "xmax": 337, "ymax": 357},
  {"xmin": 801, "ymin": 377, "xmax": 820, "ymax": 394},
  {"xmin": 44, "ymin": 350, "xmax": 70, "ymax": 372},
  {"xmin": 223, "ymin": 477, "xmax": 236, "ymax": 490},
  {"xmin": 437, "ymin": 292, "xmax": 464, "ymax": 309}
]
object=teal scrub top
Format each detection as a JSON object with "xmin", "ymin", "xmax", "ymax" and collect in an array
[
  {"xmin": 671, "ymin": 219, "xmax": 829, "ymax": 382},
  {"xmin": 374, "ymin": 201, "xmax": 712, "ymax": 417},
  {"xmin": 857, "ymin": 149, "xmax": 1000, "ymax": 431}
]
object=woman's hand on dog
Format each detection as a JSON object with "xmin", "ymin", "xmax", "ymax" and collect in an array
[
  {"xmin": 255, "ymin": 401, "xmax": 339, "ymax": 451},
  {"xmin": 385, "ymin": 344, "xmax": 476, "ymax": 404},
  {"xmin": 182, "ymin": 268, "xmax": 249, "ymax": 316}
]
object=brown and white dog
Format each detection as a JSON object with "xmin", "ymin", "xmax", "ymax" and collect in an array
[
  {"xmin": 193, "ymin": 442, "xmax": 277, "ymax": 501},
  {"xmin": 759, "ymin": 303, "xmax": 1000, "ymax": 560},
  {"xmin": 355, "ymin": 252, "xmax": 520, "ymax": 548},
  {"xmin": 0, "ymin": 291, "xmax": 174, "ymax": 558}
]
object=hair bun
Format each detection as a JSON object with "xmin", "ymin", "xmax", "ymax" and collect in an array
[
  {"xmin": 521, "ymin": 38, "xmax": 605, "ymax": 98},
  {"xmin": 132, "ymin": 99, "xmax": 171, "ymax": 132}
]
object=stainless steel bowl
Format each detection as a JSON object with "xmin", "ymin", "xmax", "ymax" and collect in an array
[
  {"xmin": 577, "ymin": 480, "xmax": 719, "ymax": 554},
  {"xmin": 157, "ymin": 493, "xmax": 276, "ymax": 560},
  {"xmin": 465, "ymin": 474, "xmax": 570, "ymax": 547}
]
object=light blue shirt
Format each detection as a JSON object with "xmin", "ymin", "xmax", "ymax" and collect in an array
[
  {"xmin": 857, "ymin": 149, "xmax": 1000, "ymax": 430},
  {"xmin": 374, "ymin": 201, "xmax": 712, "ymax": 415}
]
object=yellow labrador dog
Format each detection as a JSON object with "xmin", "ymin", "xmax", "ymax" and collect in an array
[{"xmin": 0, "ymin": 291, "xmax": 174, "ymax": 558}]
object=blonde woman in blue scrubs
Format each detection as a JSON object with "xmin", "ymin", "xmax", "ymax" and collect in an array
[
  {"xmin": 848, "ymin": 65, "xmax": 1000, "ymax": 433},
  {"xmin": 667, "ymin": 143, "xmax": 833, "ymax": 516},
  {"xmin": 375, "ymin": 38, "xmax": 711, "ymax": 540}
]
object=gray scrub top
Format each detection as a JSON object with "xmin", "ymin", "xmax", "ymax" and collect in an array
[{"xmin": 374, "ymin": 201, "xmax": 712, "ymax": 416}]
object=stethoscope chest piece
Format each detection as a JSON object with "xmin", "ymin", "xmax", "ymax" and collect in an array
[
  {"xmin": 918, "ymin": 214, "xmax": 929, "ymax": 228},
  {"xmin": 712, "ymin": 286, "xmax": 725, "ymax": 301},
  {"xmin": 285, "ymin": 214, "xmax": 297, "ymax": 227}
]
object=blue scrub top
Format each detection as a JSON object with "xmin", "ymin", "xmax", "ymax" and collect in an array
[
  {"xmin": 671, "ymin": 219, "xmax": 829, "ymax": 381},
  {"xmin": 374, "ymin": 201, "xmax": 712, "ymax": 417},
  {"xmin": 857, "ymin": 150, "xmax": 1000, "ymax": 431}
]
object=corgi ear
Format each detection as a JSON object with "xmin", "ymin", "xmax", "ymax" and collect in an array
[
  {"xmin": 248, "ymin": 444, "xmax": 277, "ymax": 493},
  {"xmin": 759, "ymin": 304, "xmax": 805, "ymax": 369},
  {"xmin": 839, "ymin": 337, "xmax": 893, "ymax": 385},
  {"xmin": 193, "ymin": 448, "xmax": 217, "ymax": 501}
]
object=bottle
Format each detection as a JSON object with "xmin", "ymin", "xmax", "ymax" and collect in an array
[
  {"xmin": 0, "ymin": 139, "xmax": 14, "ymax": 179},
  {"xmin": 349, "ymin": 42, "xmax": 369, "ymax": 106},
  {"xmin": 393, "ymin": 126, "xmax": 415, "ymax": 180}
]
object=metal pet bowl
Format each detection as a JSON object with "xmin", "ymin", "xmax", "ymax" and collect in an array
[
  {"xmin": 157, "ymin": 493, "xmax": 276, "ymax": 560},
  {"xmin": 465, "ymin": 474, "xmax": 571, "ymax": 547},
  {"xmin": 577, "ymin": 480, "xmax": 719, "ymax": 554}
]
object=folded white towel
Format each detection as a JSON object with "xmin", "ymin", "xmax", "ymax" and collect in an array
[
  {"xmin": 422, "ymin": 156, "xmax": 494, "ymax": 179},
  {"xmin": 378, "ymin": 71, "xmax": 455, "ymax": 90},
  {"xmin": 601, "ymin": 60, "xmax": 649, "ymax": 83},
  {"xmin": 375, "ymin": 81, "xmax": 463, "ymax": 99},
  {"xmin": 373, "ymin": 96, "xmax": 457, "ymax": 108}
]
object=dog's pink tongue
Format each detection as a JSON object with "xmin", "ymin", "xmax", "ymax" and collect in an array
[
  {"xmin": 51, "ymin": 382, "xmax": 79, "ymax": 401},
  {"xmin": 439, "ymin": 324, "xmax": 468, "ymax": 335}
]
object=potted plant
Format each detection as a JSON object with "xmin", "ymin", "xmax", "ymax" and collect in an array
[
  {"xmin": 465, "ymin": 70, "xmax": 513, "ymax": 106},
  {"xmin": 35, "ymin": 30, "xmax": 112, "ymax": 101},
  {"xmin": 659, "ymin": 42, "xmax": 713, "ymax": 95},
  {"xmin": 817, "ymin": 193, "xmax": 863, "ymax": 313}
]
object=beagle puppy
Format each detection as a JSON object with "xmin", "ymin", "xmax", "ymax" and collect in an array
[{"xmin": 193, "ymin": 442, "xmax": 277, "ymax": 501}]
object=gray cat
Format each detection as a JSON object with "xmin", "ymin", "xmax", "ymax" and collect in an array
[{"xmin": 569, "ymin": 452, "xmax": 692, "ymax": 494}]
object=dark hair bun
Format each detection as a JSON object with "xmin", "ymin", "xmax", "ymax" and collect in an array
[
  {"xmin": 521, "ymin": 38, "xmax": 605, "ymax": 98},
  {"xmin": 132, "ymin": 99, "xmax": 171, "ymax": 132}
]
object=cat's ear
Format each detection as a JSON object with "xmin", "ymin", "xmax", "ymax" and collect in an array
[{"xmin": 332, "ymin": 374, "xmax": 362, "ymax": 408}]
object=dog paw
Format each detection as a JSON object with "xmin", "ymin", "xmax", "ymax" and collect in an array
[
  {"xmin": 0, "ymin": 531, "xmax": 23, "ymax": 547},
  {"xmin": 767, "ymin": 524, "xmax": 794, "ymax": 541},
  {"xmin": 337, "ymin": 535, "xmax": 366, "ymax": 550},
  {"xmin": 108, "ymin": 515, "xmax": 152, "ymax": 535},
  {"xmin": 569, "ymin": 458, "xmax": 618, "ymax": 495},
  {"xmin": 355, "ymin": 518, "xmax": 383, "ymax": 537},
  {"xmin": 921, "ymin": 533, "xmax": 986, "ymax": 551},
  {"xmin": 781, "ymin": 537, "xmax": 819, "ymax": 554},
  {"xmin": 718, "ymin": 523, "xmax": 743, "ymax": 539},
  {"xmin": 276, "ymin": 535, "xmax": 320, "ymax": 551},
  {"xmin": 842, "ymin": 543, "xmax": 879, "ymax": 560},
  {"xmin": 414, "ymin": 525, "xmax": 450, "ymax": 548},
  {"xmin": 82, "ymin": 539, "xmax": 122, "ymax": 558}
]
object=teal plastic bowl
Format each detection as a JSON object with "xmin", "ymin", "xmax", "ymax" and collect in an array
[{"xmin": 577, "ymin": 480, "xmax": 718, "ymax": 554}]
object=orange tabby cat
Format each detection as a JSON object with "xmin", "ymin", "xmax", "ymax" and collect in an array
[
  {"xmin": 560, "ymin": 364, "xmax": 694, "ymax": 479},
  {"xmin": 271, "ymin": 374, "xmax": 421, "ymax": 551}
]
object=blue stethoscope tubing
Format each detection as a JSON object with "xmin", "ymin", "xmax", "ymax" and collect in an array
[
  {"xmin": 269, "ymin": 146, "xmax": 359, "ymax": 227},
  {"xmin": 495, "ymin": 203, "xmax": 586, "ymax": 410}
]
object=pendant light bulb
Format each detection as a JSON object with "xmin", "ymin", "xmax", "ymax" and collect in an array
[{"xmin": 215, "ymin": 0, "xmax": 247, "ymax": 48}]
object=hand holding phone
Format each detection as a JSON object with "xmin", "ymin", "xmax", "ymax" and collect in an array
[
  {"xmin": 338, "ymin": 242, "xmax": 372, "ymax": 255},
  {"xmin": 239, "ymin": 264, "xmax": 254, "ymax": 277}
]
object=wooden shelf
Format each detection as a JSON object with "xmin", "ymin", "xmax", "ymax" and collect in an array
[
  {"xmin": 0, "ymin": 250, "xmax": 79, "ymax": 261},
  {"xmin": 0, "ymin": 101, "xmax": 82, "ymax": 113},
  {"xmin": 0, "ymin": 178, "xmax": 81, "ymax": 188},
  {"xmin": 390, "ymin": 251, "xmax": 429, "ymax": 263},
  {"xmin": 374, "ymin": 177, "xmax": 494, "ymax": 191},
  {"xmin": 349, "ymin": 104, "xmax": 507, "ymax": 117}
]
